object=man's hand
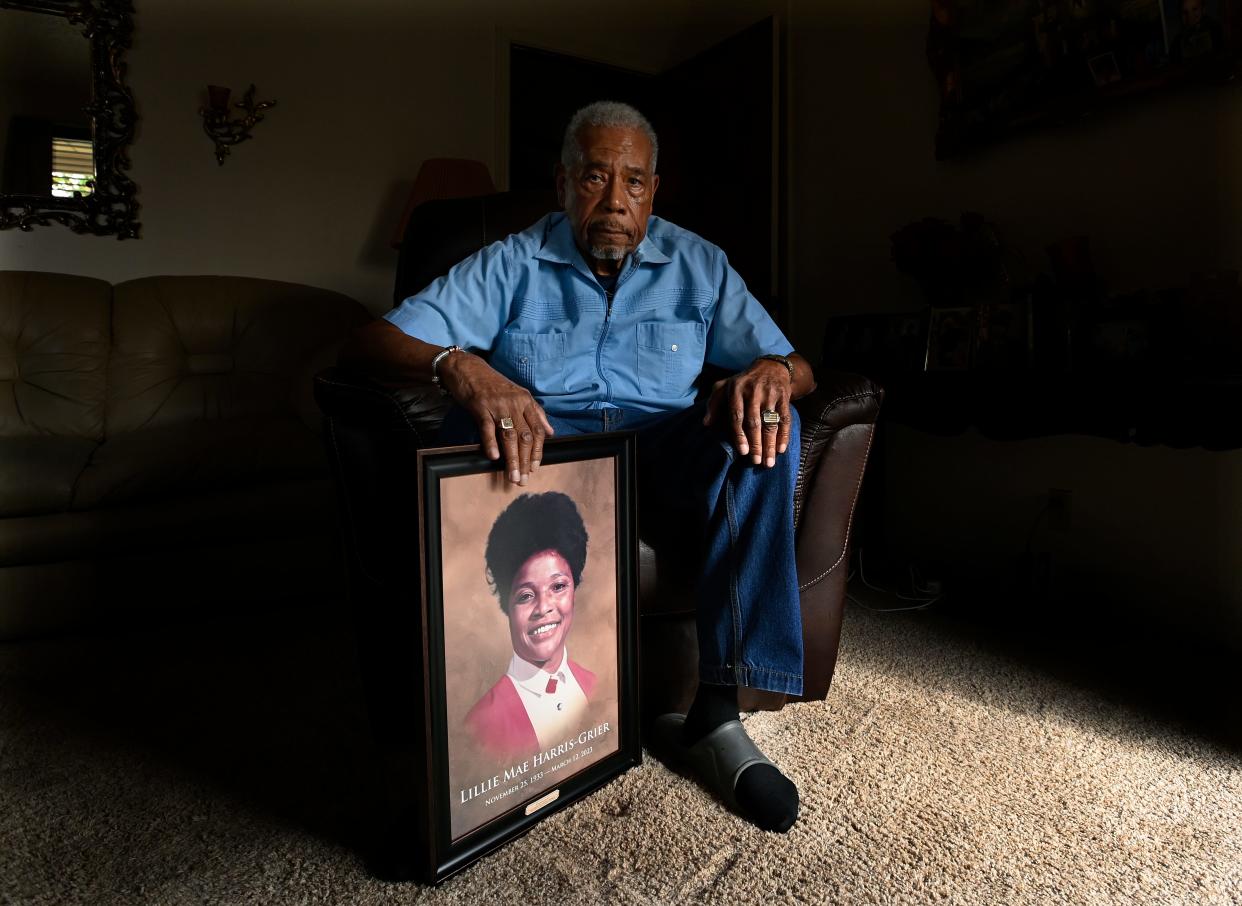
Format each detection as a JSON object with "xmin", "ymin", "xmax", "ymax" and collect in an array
[
  {"xmin": 439, "ymin": 352, "xmax": 554, "ymax": 485},
  {"xmin": 702, "ymin": 358, "xmax": 793, "ymax": 467},
  {"xmin": 338, "ymin": 322, "xmax": 552, "ymax": 486}
]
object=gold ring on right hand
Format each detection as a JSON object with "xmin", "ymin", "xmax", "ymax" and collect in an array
[
  {"xmin": 761, "ymin": 409, "xmax": 780, "ymax": 425},
  {"xmin": 499, "ymin": 417, "xmax": 515, "ymax": 430}
]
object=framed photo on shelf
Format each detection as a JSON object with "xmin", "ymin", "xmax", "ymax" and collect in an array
[
  {"xmin": 974, "ymin": 300, "xmax": 1034, "ymax": 369},
  {"xmin": 1163, "ymin": 0, "xmax": 1226, "ymax": 61},
  {"xmin": 821, "ymin": 310, "xmax": 930, "ymax": 374},
  {"xmin": 925, "ymin": 306, "xmax": 976, "ymax": 370},
  {"xmin": 1088, "ymin": 51, "xmax": 1123, "ymax": 86},
  {"xmin": 413, "ymin": 433, "xmax": 639, "ymax": 884}
]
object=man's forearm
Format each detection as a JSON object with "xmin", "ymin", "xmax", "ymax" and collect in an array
[
  {"xmin": 337, "ymin": 319, "xmax": 453, "ymax": 387},
  {"xmin": 338, "ymin": 319, "xmax": 510, "ymax": 405}
]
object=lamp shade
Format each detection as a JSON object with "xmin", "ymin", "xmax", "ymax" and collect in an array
[{"xmin": 391, "ymin": 158, "xmax": 496, "ymax": 249}]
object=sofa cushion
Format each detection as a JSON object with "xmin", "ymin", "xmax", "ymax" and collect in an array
[
  {"xmin": 0, "ymin": 478, "xmax": 334, "ymax": 569},
  {"xmin": 0, "ymin": 529, "xmax": 342, "ymax": 640},
  {"xmin": 70, "ymin": 415, "xmax": 325, "ymax": 509},
  {"xmin": 0, "ymin": 436, "xmax": 98, "ymax": 517},
  {"xmin": 0, "ymin": 271, "xmax": 110, "ymax": 439},
  {"xmin": 107, "ymin": 276, "xmax": 369, "ymax": 434}
]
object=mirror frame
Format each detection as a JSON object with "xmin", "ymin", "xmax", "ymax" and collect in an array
[{"xmin": 0, "ymin": 0, "xmax": 139, "ymax": 238}]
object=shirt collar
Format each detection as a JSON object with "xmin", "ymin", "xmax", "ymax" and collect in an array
[
  {"xmin": 635, "ymin": 227, "xmax": 673, "ymax": 265},
  {"xmin": 507, "ymin": 648, "xmax": 569, "ymax": 693},
  {"xmin": 535, "ymin": 213, "xmax": 672, "ymax": 275}
]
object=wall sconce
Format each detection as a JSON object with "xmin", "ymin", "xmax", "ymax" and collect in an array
[{"xmin": 200, "ymin": 84, "xmax": 276, "ymax": 166}]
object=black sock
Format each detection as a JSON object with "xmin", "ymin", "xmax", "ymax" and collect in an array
[
  {"xmin": 682, "ymin": 682, "xmax": 739, "ymax": 745},
  {"xmin": 682, "ymin": 684, "xmax": 800, "ymax": 833},
  {"xmin": 734, "ymin": 763, "xmax": 799, "ymax": 832}
]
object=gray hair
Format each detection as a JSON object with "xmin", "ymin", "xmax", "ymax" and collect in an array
[{"xmin": 560, "ymin": 101, "xmax": 659, "ymax": 174}]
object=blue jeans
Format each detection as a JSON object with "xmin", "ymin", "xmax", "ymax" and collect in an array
[{"xmin": 438, "ymin": 403, "xmax": 804, "ymax": 697}]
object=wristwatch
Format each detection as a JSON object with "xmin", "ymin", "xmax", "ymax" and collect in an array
[{"xmin": 756, "ymin": 353, "xmax": 795, "ymax": 382}]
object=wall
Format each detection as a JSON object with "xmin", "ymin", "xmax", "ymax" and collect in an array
[
  {"xmin": 0, "ymin": 0, "xmax": 778, "ymax": 314},
  {"xmin": 785, "ymin": 0, "xmax": 1242, "ymax": 647},
  {"xmin": 786, "ymin": 0, "xmax": 1240, "ymax": 354},
  {"xmin": 4, "ymin": 0, "xmax": 1233, "ymax": 344}
]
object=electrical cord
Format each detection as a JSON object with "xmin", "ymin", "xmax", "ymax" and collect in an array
[
  {"xmin": 1025, "ymin": 503, "xmax": 1049, "ymax": 558},
  {"xmin": 860, "ymin": 548, "xmax": 942, "ymax": 600},
  {"xmin": 846, "ymin": 548, "xmax": 942, "ymax": 613},
  {"xmin": 847, "ymin": 591, "xmax": 942, "ymax": 613}
]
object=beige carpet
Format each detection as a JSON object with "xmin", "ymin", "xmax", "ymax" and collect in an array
[{"xmin": 1, "ymin": 605, "xmax": 1239, "ymax": 906}]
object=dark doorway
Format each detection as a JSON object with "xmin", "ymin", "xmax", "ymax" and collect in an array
[
  {"xmin": 508, "ymin": 18, "xmax": 781, "ymax": 319},
  {"xmin": 508, "ymin": 46, "xmax": 656, "ymax": 208}
]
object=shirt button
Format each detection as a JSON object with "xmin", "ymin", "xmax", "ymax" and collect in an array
[
  {"xmin": 519, "ymin": 356, "xmax": 528, "ymax": 364},
  {"xmin": 556, "ymin": 702, "xmax": 564, "ymax": 711},
  {"xmin": 670, "ymin": 344, "xmax": 678, "ymax": 352}
]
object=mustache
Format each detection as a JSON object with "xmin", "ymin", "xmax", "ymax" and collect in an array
[{"xmin": 588, "ymin": 220, "xmax": 633, "ymax": 236}]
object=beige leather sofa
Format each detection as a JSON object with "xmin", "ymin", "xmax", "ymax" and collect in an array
[{"xmin": 0, "ymin": 271, "xmax": 370, "ymax": 639}]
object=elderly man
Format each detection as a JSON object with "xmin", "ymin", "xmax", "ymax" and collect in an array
[{"xmin": 341, "ymin": 101, "xmax": 814, "ymax": 833}]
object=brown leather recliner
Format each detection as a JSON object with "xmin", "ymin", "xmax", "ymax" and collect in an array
[{"xmin": 313, "ymin": 193, "xmax": 882, "ymax": 733}]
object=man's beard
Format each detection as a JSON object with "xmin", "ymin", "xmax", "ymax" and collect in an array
[
  {"xmin": 587, "ymin": 219, "xmax": 632, "ymax": 262},
  {"xmin": 589, "ymin": 243, "xmax": 627, "ymax": 261}
]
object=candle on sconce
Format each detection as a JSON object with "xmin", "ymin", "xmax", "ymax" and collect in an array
[{"xmin": 206, "ymin": 85, "xmax": 231, "ymax": 112}]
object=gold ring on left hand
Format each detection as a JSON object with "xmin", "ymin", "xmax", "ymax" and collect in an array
[
  {"xmin": 499, "ymin": 417, "xmax": 515, "ymax": 430},
  {"xmin": 761, "ymin": 409, "xmax": 780, "ymax": 425}
]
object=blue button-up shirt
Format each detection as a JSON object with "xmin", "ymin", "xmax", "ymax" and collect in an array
[{"xmin": 385, "ymin": 212, "xmax": 793, "ymax": 416}]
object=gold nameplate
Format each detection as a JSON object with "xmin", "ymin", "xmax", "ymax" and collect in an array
[{"xmin": 524, "ymin": 789, "xmax": 560, "ymax": 815}]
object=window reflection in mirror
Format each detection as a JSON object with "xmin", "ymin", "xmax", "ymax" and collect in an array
[{"xmin": 0, "ymin": 8, "xmax": 92, "ymax": 198}]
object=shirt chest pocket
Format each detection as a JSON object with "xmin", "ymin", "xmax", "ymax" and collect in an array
[
  {"xmin": 497, "ymin": 330, "xmax": 567, "ymax": 391},
  {"xmin": 636, "ymin": 321, "xmax": 705, "ymax": 396}
]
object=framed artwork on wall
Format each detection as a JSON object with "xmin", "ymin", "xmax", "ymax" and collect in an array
[
  {"xmin": 412, "ymin": 433, "xmax": 639, "ymax": 884},
  {"xmin": 928, "ymin": 0, "xmax": 1242, "ymax": 157}
]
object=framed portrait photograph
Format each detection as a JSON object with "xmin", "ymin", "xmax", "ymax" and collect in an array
[
  {"xmin": 414, "ymin": 432, "xmax": 639, "ymax": 884},
  {"xmin": 925, "ymin": 306, "xmax": 976, "ymax": 371}
]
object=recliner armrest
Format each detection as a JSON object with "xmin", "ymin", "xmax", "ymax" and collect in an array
[
  {"xmin": 791, "ymin": 370, "xmax": 883, "ymax": 532},
  {"xmin": 314, "ymin": 364, "xmax": 883, "ymax": 485},
  {"xmin": 313, "ymin": 366, "xmax": 450, "ymax": 446},
  {"xmin": 794, "ymin": 370, "xmax": 884, "ymax": 434}
]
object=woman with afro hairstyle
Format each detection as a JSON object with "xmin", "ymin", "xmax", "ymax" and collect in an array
[{"xmin": 465, "ymin": 491, "xmax": 597, "ymax": 758}]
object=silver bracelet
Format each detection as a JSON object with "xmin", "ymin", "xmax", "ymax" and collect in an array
[{"xmin": 430, "ymin": 345, "xmax": 462, "ymax": 395}]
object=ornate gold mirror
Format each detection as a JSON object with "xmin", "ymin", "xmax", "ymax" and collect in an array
[{"xmin": 0, "ymin": 0, "xmax": 138, "ymax": 238}]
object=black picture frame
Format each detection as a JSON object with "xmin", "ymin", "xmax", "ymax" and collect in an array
[
  {"xmin": 413, "ymin": 432, "xmax": 639, "ymax": 885},
  {"xmin": 0, "ymin": 0, "xmax": 140, "ymax": 238}
]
